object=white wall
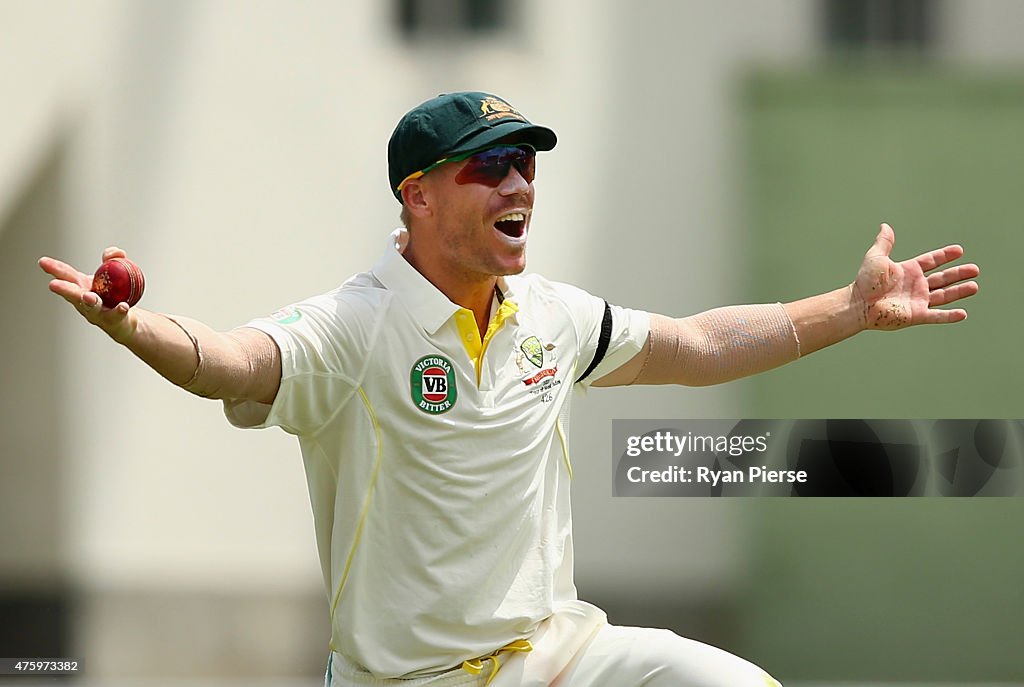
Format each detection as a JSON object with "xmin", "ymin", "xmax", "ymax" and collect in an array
[{"xmin": 942, "ymin": 0, "xmax": 1024, "ymax": 64}]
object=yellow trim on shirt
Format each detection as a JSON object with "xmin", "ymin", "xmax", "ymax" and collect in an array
[
  {"xmin": 329, "ymin": 387, "xmax": 384, "ymax": 628},
  {"xmin": 555, "ymin": 419, "xmax": 573, "ymax": 480},
  {"xmin": 454, "ymin": 299, "xmax": 518, "ymax": 385}
]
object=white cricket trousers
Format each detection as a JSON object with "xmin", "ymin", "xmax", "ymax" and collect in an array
[{"xmin": 324, "ymin": 601, "xmax": 781, "ymax": 687}]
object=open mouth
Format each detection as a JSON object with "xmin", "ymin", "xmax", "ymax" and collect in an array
[{"xmin": 494, "ymin": 212, "xmax": 527, "ymax": 238}]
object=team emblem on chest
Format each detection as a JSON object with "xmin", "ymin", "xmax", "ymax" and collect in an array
[
  {"xmin": 410, "ymin": 355, "xmax": 458, "ymax": 414},
  {"xmin": 515, "ymin": 335, "xmax": 561, "ymax": 403},
  {"xmin": 519, "ymin": 336, "xmax": 544, "ymax": 369}
]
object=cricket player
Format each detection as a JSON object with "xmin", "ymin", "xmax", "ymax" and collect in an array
[{"xmin": 39, "ymin": 92, "xmax": 979, "ymax": 686}]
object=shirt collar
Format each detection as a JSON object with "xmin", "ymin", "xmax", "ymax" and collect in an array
[{"xmin": 371, "ymin": 229, "xmax": 516, "ymax": 335}]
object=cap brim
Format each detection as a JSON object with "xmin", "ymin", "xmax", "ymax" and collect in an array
[{"xmin": 448, "ymin": 120, "xmax": 557, "ymax": 158}]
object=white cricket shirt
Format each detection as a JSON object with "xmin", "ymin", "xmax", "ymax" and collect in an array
[{"xmin": 224, "ymin": 231, "xmax": 649, "ymax": 678}]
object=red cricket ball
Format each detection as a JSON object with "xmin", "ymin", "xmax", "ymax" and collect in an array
[{"xmin": 91, "ymin": 257, "xmax": 145, "ymax": 308}]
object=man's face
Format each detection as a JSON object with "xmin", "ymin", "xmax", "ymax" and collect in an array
[{"xmin": 419, "ymin": 146, "xmax": 535, "ymax": 281}]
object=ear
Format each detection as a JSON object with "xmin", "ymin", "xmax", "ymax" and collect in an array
[{"xmin": 401, "ymin": 180, "xmax": 431, "ymax": 219}]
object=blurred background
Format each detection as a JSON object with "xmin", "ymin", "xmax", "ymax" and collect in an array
[{"xmin": 2, "ymin": 0, "xmax": 1022, "ymax": 684}]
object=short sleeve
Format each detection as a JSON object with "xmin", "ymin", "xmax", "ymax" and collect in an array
[
  {"xmin": 544, "ymin": 281, "xmax": 650, "ymax": 388},
  {"xmin": 223, "ymin": 295, "xmax": 369, "ymax": 435}
]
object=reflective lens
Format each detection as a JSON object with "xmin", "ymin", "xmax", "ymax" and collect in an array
[{"xmin": 454, "ymin": 146, "xmax": 536, "ymax": 187}]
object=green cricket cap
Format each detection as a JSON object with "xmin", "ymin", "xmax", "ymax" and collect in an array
[{"xmin": 388, "ymin": 91, "xmax": 557, "ymax": 202}]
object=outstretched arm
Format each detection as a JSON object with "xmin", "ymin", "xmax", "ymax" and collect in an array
[
  {"xmin": 39, "ymin": 247, "xmax": 281, "ymax": 404},
  {"xmin": 594, "ymin": 223, "xmax": 980, "ymax": 387}
]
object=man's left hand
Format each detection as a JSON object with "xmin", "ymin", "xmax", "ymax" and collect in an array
[{"xmin": 853, "ymin": 223, "xmax": 980, "ymax": 330}]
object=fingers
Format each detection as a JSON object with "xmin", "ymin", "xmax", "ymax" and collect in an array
[
  {"xmin": 914, "ymin": 244, "xmax": 965, "ymax": 272},
  {"xmin": 865, "ymin": 223, "xmax": 896, "ymax": 259},
  {"xmin": 38, "ymin": 256, "xmax": 91, "ymax": 288},
  {"xmin": 40, "ymin": 248, "xmax": 128, "ymax": 284},
  {"xmin": 921, "ymin": 308, "xmax": 968, "ymax": 325},
  {"xmin": 929, "ymin": 281, "xmax": 980, "ymax": 307},
  {"xmin": 45, "ymin": 267, "xmax": 114, "ymax": 313},
  {"xmin": 102, "ymin": 246, "xmax": 127, "ymax": 262},
  {"xmin": 75, "ymin": 290, "xmax": 103, "ymax": 316},
  {"xmin": 926, "ymin": 263, "xmax": 980, "ymax": 290},
  {"xmin": 47, "ymin": 277, "xmax": 90, "ymax": 304},
  {"xmin": 41, "ymin": 248, "xmax": 137, "ymax": 307},
  {"xmin": 53, "ymin": 281, "xmax": 132, "ymax": 314},
  {"xmin": 50, "ymin": 280, "xmax": 102, "ymax": 314},
  {"xmin": 70, "ymin": 288, "xmax": 131, "ymax": 325}
]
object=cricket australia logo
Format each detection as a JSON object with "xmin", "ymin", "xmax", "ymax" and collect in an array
[
  {"xmin": 517, "ymin": 336, "xmax": 561, "ymax": 403},
  {"xmin": 410, "ymin": 355, "xmax": 458, "ymax": 415},
  {"xmin": 520, "ymin": 336, "xmax": 544, "ymax": 368}
]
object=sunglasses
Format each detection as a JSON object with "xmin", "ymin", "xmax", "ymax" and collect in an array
[{"xmin": 397, "ymin": 145, "xmax": 536, "ymax": 192}]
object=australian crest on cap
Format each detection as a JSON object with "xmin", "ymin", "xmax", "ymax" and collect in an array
[{"xmin": 480, "ymin": 96, "xmax": 526, "ymax": 123}]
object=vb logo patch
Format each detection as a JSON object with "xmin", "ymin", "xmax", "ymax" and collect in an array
[{"xmin": 410, "ymin": 355, "xmax": 458, "ymax": 415}]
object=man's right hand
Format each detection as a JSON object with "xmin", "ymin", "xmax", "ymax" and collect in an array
[{"xmin": 39, "ymin": 246, "xmax": 138, "ymax": 344}]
